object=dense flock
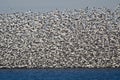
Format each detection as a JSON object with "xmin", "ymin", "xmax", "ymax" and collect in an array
[{"xmin": 0, "ymin": 5, "xmax": 120, "ymax": 68}]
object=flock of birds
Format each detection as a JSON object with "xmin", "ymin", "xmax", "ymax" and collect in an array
[{"xmin": 0, "ymin": 5, "xmax": 120, "ymax": 68}]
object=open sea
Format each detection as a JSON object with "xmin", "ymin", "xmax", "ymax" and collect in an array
[{"xmin": 0, "ymin": 69, "xmax": 120, "ymax": 80}]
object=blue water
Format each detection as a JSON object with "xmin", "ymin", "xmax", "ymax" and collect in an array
[{"xmin": 0, "ymin": 69, "xmax": 120, "ymax": 80}]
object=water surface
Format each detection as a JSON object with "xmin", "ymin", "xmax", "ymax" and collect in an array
[{"xmin": 0, "ymin": 69, "xmax": 120, "ymax": 80}]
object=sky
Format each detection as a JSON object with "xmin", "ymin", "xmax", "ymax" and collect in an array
[{"xmin": 0, "ymin": 0, "xmax": 120, "ymax": 13}]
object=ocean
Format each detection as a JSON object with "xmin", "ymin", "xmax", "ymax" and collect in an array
[{"xmin": 0, "ymin": 69, "xmax": 120, "ymax": 80}]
